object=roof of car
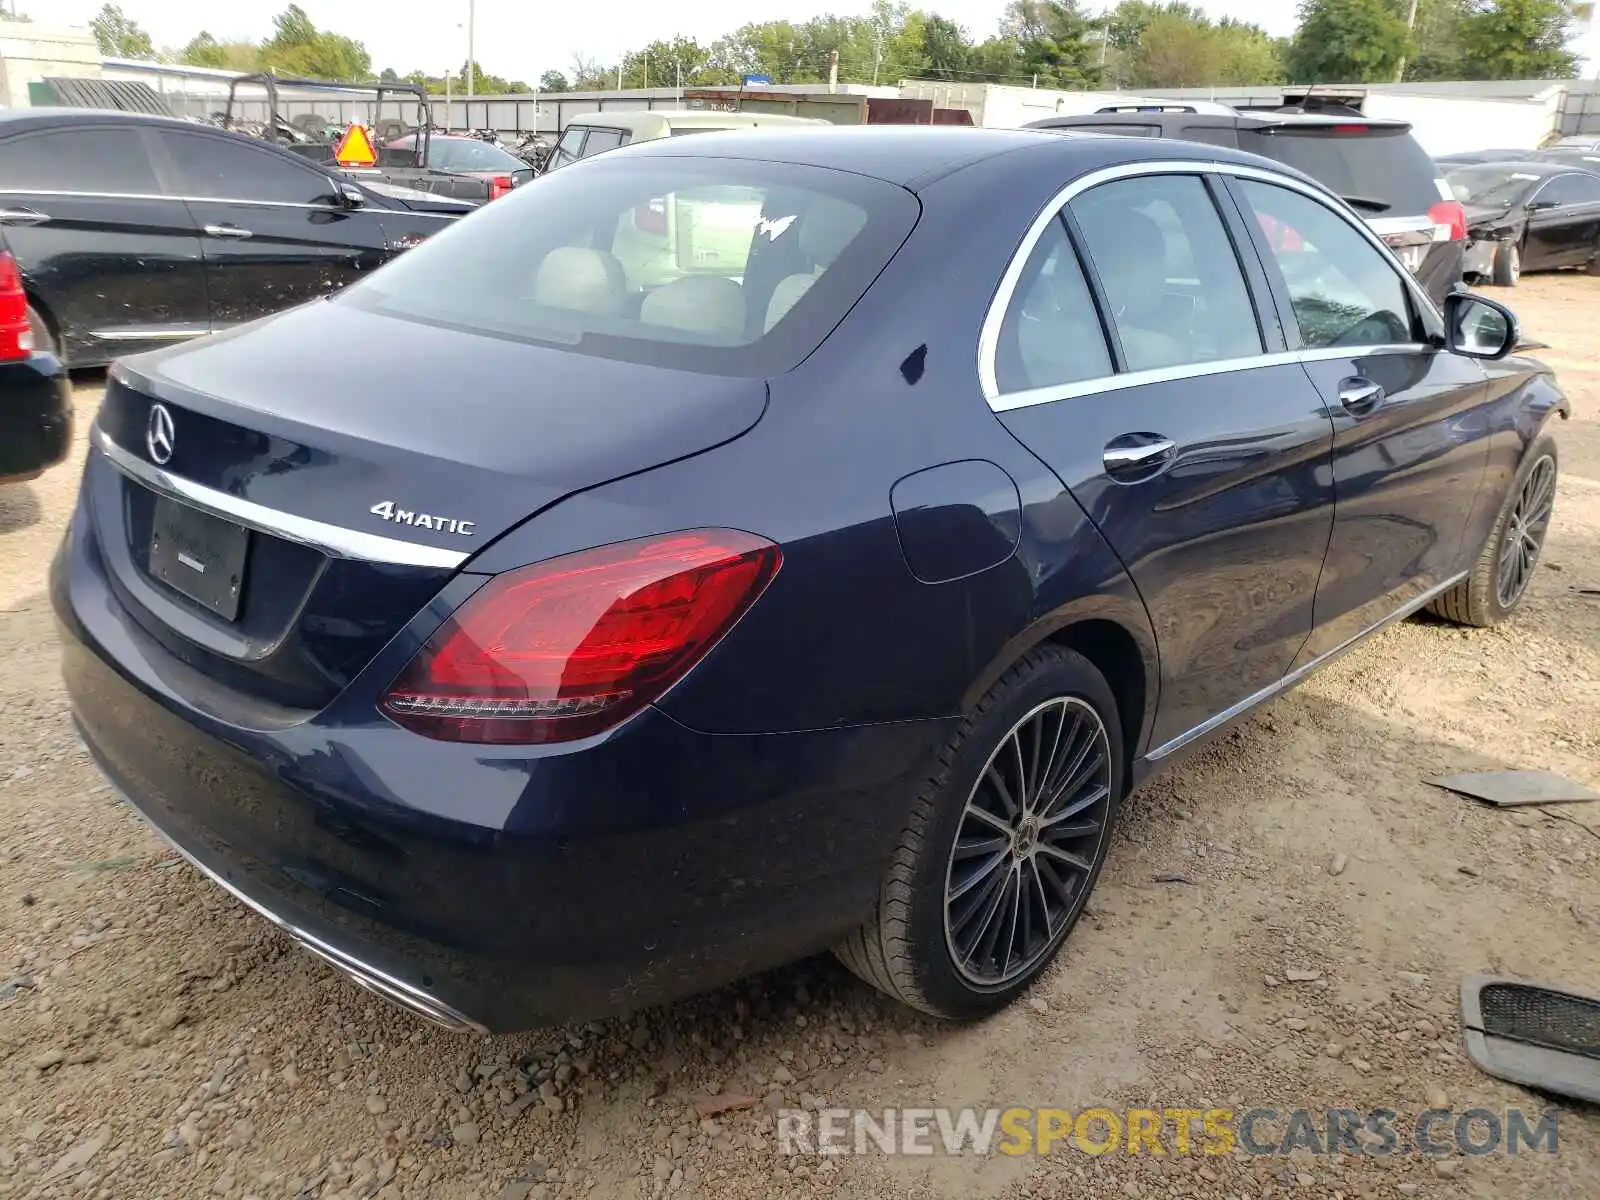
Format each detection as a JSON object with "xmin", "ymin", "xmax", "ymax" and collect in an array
[
  {"xmin": 1448, "ymin": 160, "xmax": 1568, "ymax": 177},
  {"xmin": 0, "ymin": 106, "xmax": 198, "ymax": 132},
  {"xmin": 616, "ymin": 123, "xmax": 1310, "ymax": 190},
  {"xmin": 569, "ymin": 110, "xmax": 827, "ymax": 134},
  {"xmin": 1029, "ymin": 109, "xmax": 1411, "ymax": 133}
]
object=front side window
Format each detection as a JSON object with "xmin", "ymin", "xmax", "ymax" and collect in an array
[
  {"xmin": 338, "ymin": 156, "xmax": 917, "ymax": 376},
  {"xmin": 548, "ymin": 127, "xmax": 587, "ymax": 170},
  {"xmin": 1536, "ymin": 173, "xmax": 1600, "ymax": 207},
  {"xmin": 1069, "ymin": 174, "xmax": 1264, "ymax": 372},
  {"xmin": 0, "ymin": 127, "xmax": 160, "ymax": 194},
  {"xmin": 156, "ymin": 132, "xmax": 339, "ymax": 205},
  {"xmin": 994, "ymin": 218, "xmax": 1112, "ymax": 394},
  {"xmin": 1236, "ymin": 179, "xmax": 1416, "ymax": 350}
]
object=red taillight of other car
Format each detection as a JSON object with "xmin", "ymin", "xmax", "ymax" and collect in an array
[
  {"xmin": 382, "ymin": 530, "xmax": 782, "ymax": 745},
  {"xmin": 633, "ymin": 197, "xmax": 668, "ymax": 235},
  {"xmin": 0, "ymin": 251, "xmax": 33, "ymax": 362},
  {"xmin": 1428, "ymin": 199, "xmax": 1468, "ymax": 242},
  {"xmin": 489, "ymin": 175, "xmax": 515, "ymax": 201}
]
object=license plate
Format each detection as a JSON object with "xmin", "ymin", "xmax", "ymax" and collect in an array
[{"xmin": 148, "ymin": 496, "xmax": 250, "ymax": 621}]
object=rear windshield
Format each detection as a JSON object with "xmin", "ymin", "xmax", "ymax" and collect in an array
[
  {"xmin": 339, "ymin": 156, "xmax": 918, "ymax": 375},
  {"xmin": 1240, "ymin": 126, "xmax": 1441, "ymax": 216}
]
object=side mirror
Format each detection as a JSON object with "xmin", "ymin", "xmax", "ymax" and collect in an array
[
  {"xmin": 339, "ymin": 183, "xmax": 367, "ymax": 208},
  {"xmin": 1445, "ymin": 291, "xmax": 1518, "ymax": 360}
]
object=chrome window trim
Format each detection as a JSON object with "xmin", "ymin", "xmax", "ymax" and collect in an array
[
  {"xmin": 94, "ymin": 426, "xmax": 468, "ymax": 570},
  {"xmin": 0, "ymin": 186, "xmax": 352, "ymax": 211},
  {"xmin": 89, "ymin": 327, "xmax": 209, "ymax": 341},
  {"xmin": 978, "ymin": 158, "xmax": 1444, "ymax": 411}
]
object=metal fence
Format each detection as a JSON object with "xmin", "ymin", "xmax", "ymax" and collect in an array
[
  {"xmin": 1557, "ymin": 82, "xmax": 1600, "ymax": 137},
  {"xmin": 145, "ymin": 86, "xmax": 703, "ymax": 139}
]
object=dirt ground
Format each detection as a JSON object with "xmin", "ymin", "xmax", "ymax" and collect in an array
[{"xmin": 2, "ymin": 275, "xmax": 1598, "ymax": 1200}]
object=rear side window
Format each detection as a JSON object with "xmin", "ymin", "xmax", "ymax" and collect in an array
[
  {"xmin": 339, "ymin": 156, "xmax": 918, "ymax": 376},
  {"xmin": 1240, "ymin": 126, "xmax": 1440, "ymax": 216},
  {"xmin": 0, "ymin": 127, "xmax": 160, "ymax": 194},
  {"xmin": 578, "ymin": 129, "xmax": 627, "ymax": 157},
  {"xmin": 1055, "ymin": 122, "xmax": 1160, "ymax": 137},
  {"xmin": 1070, "ymin": 174, "xmax": 1264, "ymax": 371},
  {"xmin": 995, "ymin": 219, "xmax": 1112, "ymax": 394}
]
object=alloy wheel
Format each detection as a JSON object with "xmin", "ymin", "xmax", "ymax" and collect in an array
[
  {"xmin": 943, "ymin": 697, "xmax": 1112, "ymax": 988},
  {"xmin": 1496, "ymin": 455, "xmax": 1556, "ymax": 609}
]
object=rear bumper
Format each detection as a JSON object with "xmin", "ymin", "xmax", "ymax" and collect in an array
[
  {"xmin": 0, "ymin": 353, "xmax": 72, "ymax": 482},
  {"xmin": 53, "ymin": 498, "xmax": 946, "ymax": 1031}
]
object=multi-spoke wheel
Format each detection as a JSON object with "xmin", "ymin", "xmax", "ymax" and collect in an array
[
  {"xmin": 944, "ymin": 698, "xmax": 1111, "ymax": 988},
  {"xmin": 835, "ymin": 645, "xmax": 1124, "ymax": 1019},
  {"xmin": 1430, "ymin": 436, "xmax": 1559, "ymax": 628},
  {"xmin": 1495, "ymin": 454, "xmax": 1555, "ymax": 609}
]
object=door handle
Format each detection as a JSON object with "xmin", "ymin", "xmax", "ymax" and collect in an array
[
  {"xmin": 0, "ymin": 207, "xmax": 50, "ymax": 226},
  {"xmin": 1337, "ymin": 377, "xmax": 1385, "ymax": 416},
  {"xmin": 1103, "ymin": 435, "xmax": 1177, "ymax": 480},
  {"xmin": 204, "ymin": 224, "xmax": 253, "ymax": 240}
]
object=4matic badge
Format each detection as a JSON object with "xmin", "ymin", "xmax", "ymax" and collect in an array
[{"xmin": 369, "ymin": 501, "xmax": 476, "ymax": 537}]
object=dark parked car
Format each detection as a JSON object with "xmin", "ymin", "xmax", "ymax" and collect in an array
[
  {"xmin": 0, "ymin": 108, "xmax": 475, "ymax": 369},
  {"xmin": 55, "ymin": 127, "xmax": 1568, "ymax": 1033},
  {"xmin": 0, "ymin": 248, "xmax": 70, "ymax": 482},
  {"xmin": 1446, "ymin": 161, "xmax": 1600, "ymax": 285},
  {"xmin": 1435, "ymin": 149, "xmax": 1536, "ymax": 169},
  {"xmin": 377, "ymin": 134, "xmax": 534, "ymax": 199},
  {"xmin": 1028, "ymin": 103, "xmax": 1467, "ymax": 306}
]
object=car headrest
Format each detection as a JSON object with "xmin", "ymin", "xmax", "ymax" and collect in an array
[
  {"xmin": 533, "ymin": 247, "xmax": 626, "ymax": 315},
  {"xmin": 765, "ymin": 273, "xmax": 816, "ymax": 332},
  {"xmin": 640, "ymin": 276, "xmax": 746, "ymax": 338}
]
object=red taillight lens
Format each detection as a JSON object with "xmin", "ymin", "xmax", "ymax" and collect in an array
[
  {"xmin": 489, "ymin": 175, "xmax": 514, "ymax": 201},
  {"xmin": 633, "ymin": 197, "xmax": 668, "ymax": 235},
  {"xmin": 382, "ymin": 530, "xmax": 782, "ymax": 745},
  {"xmin": 1428, "ymin": 199, "xmax": 1467, "ymax": 242},
  {"xmin": 0, "ymin": 251, "xmax": 31, "ymax": 362}
]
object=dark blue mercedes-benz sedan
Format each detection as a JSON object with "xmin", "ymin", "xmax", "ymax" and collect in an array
[{"xmin": 53, "ymin": 126, "xmax": 1568, "ymax": 1033}]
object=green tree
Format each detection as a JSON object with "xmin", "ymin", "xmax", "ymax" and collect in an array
[
  {"xmin": 258, "ymin": 4, "xmax": 372, "ymax": 81},
  {"xmin": 1459, "ymin": 0, "xmax": 1579, "ymax": 78},
  {"xmin": 1285, "ymin": 0, "xmax": 1413, "ymax": 82},
  {"xmin": 90, "ymin": 3, "xmax": 155, "ymax": 59},
  {"xmin": 180, "ymin": 31, "xmax": 262, "ymax": 71},
  {"xmin": 539, "ymin": 70, "xmax": 570, "ymax": 93},
  {"xmin": 920, "ymin": 14, "xmax": 973, "ymax": 77},
  {"xmin": 1002, "ymin": 0, "xmax": 1098, "ymax": 87},
  {"xmin": 1403, "ymin": 0, "xmax": 1471, "ymax": 80},
  {"xmin": 1123, "ymin": 10, "xmax": 1284, "ymax": 87}
]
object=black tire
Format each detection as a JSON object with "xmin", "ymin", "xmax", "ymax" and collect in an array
[
  {"xmin": 25, "ymin": 302, "xmax": 59, "ymax": 360},
  {"xmin": 834, "ymin": 645, "xmax": 1124, "ymax": 1020},
  {"xmin": 1429, "ymin": 435, "xmax": 1558, "ymax": 628},
  {"xmin": 1491, "ymin": 240, "xmax": 1521, "ymax": 287}
]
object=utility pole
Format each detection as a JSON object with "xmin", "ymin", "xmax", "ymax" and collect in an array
[
  {"xmin": 466, "ymin": 0, "xmax": 476, "ymax": 98},
  {"xmin": 1395, "ymin": 0, "xmax": 1420, "ymax": 83}
]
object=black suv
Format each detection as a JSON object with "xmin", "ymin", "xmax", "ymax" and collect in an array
[{"xmin": 1028, "ymin": 103, "xmax": 1465, "ymax": 306}]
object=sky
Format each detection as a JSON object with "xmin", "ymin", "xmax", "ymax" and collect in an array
[{"xmin": 42, "ymin": 0, "xmax": 1600, "ymax": 83}]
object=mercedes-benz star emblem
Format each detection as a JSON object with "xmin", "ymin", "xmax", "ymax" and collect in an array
[{"xmin": 146, "ymin": 403, "xmax": 175, "ymax": 465}]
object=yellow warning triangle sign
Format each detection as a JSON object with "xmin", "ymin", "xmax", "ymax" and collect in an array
[{"xmin": 334, "ymin": 123, "xmax": 378, "ymax": 168}]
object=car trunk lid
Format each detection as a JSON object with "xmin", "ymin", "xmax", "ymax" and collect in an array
[{"xmin": 86, "ymin": 299, "xmax": 767, "ymax": 712}]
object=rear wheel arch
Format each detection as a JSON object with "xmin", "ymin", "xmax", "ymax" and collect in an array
[{"xmin": 962, "ymin": 611, "xmax": 1157, "ymax": 785}]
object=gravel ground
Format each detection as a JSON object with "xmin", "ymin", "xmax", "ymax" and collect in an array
[{"xmin": 2, "ymin": 275, "xmax": 1598, "ymax": 1200}]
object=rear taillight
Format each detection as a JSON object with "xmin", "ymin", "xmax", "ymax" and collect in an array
[
  {"xmin": 1428, "ymin": 199, "xmax": 1467, "ymax": 242},
  {"xmin": 633, "ymin": 197, "xmax": 668, "ymax": 235},
  {"xmin": 0, "ymin": 251, "xmax": 32, "ymax": 362},
  {"xmin": 488, "ymin": 175, "xmax": 514, "ymax": 201},
  {"xmin": 382, "ymin": 530, "xmax": 782, "ymax": 744}
]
